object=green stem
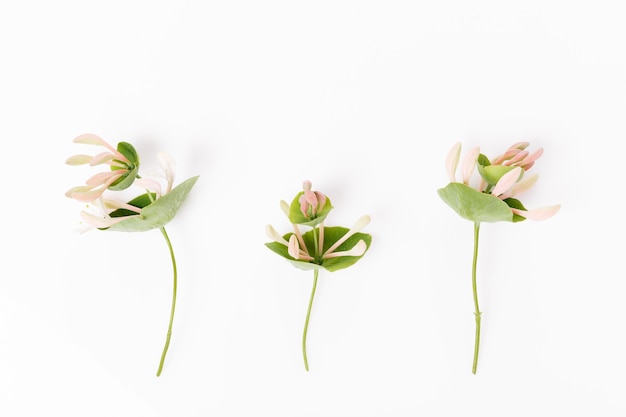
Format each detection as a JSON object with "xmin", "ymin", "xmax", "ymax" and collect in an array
[
  {"xmin": 156, "ymin": 226, "xmax": 177, "ymax": 377},
  {"xmin": 472, "ymin": 222, "xmax": 482, "ymax": 375},
  {"xmin": 302, "ymin": 268, "xmax": 319, "ymax": 371}
]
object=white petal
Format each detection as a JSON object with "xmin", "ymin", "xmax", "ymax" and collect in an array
[
  {"xmin": 445, "ymin": 142, "xmax": 461, "ymax": 183},
  {"xmin": 323, "ymin": 240, "xmax": 367, "ymax": 259},
  {"xmin": 266, "ymin": 224, "xmax": 289, "ymax": 245}
]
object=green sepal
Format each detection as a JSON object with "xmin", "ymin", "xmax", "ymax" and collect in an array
[
  {"xmin": 108, "ymin": 142, "xmax": 140, "ymax": 191},
  {"xmin": 503, "ymin": 197, "xmax": 527, "ymax": 223},
  {"xmin": 288, "ymin": 192, "xmax": 333, "ymax": 227},
  {"xmin": 103, "ymin": 175, "xmax": 199, "ymax": 232},
  {"xmin": 476, "ymin": 153, "xmax": 515, "ymax": 186},
  {"xmin": 437, "ymin": 182, "xmax": 513, "ymax": 223},
  {"xmin": 265, "ymin": 226, "xmax": 372, "ymax": 272}
]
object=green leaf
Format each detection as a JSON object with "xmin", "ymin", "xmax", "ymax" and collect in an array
[
  {"xmin": 503, "ymin": 197, "xmax": 528, "ymax": 223},
  {"xmin": 287, "ymin": 192, "xmax": 333, "ymax": 227},
  {"xmin": 437, "ymin": 182, "xmax": 513, "ymax": 223},
  {"xmin": 108, "ymin": 142, "xmax": 140, "ymax": 191},
  {"xmin": 104, "ymin": 175, "xmax": 199, "ymax": 232},
  {"xmin": 476, "ymin": 154, "xmax": 516, "ymax": 186},
  {"xmin": 265, "ymin": 226, "xmax": 372, "ymax": 273}
]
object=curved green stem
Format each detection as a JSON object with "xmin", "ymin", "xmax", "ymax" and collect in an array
[
  {"xmin": 472, "ymin": 222, "xmax": 482, "ymax": 374},
  {"xmin": 302, "ymin": 268, "xmax": 319, "ymax": 371},
  {"xmin": 156, "ymin": 226, "xmax": 177, "ymax": 377}
]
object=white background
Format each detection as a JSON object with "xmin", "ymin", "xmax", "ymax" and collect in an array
[{"xmin": 1, "ymin": 1, "xmax": 625, "ymax": 416}]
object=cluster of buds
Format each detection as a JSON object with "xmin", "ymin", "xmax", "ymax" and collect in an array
[
  {"xmin": 265, "ymin": 180, "xmax": 371, "ymax": 271},
  {"xmin": 440, "ymin": 142, "xmax": 560, "ymax": 223}
]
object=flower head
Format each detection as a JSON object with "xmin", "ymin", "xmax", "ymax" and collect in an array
[
  {"xmin": 66, "ymin": 134, "xmax": 199, "ymax": 233},
  {"xmin": 65, "ymin": 134, "xmax": 140, "ymax": 203},
  {"xmin": 266, "ymin": 181, "xmax": 372, "ymax": 272},
  {"xmin": 439, "ymin": 142, "xmax": 560, "ymax": 223}
]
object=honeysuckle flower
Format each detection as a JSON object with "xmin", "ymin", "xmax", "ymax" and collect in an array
[
  {"xmin": 438, "ymin": 142, "xmax": 560, "ymax": 374},
  {"xmin": 265, "ymin": 180, "xmax": 372, "ymax": 371},
  {"xmin": 65, "ymin": 133, "xmax": 140, "ymax": 203},
  {"xmin": 66, "ymin": 133, "xmax": 199, "ymax": 377}
]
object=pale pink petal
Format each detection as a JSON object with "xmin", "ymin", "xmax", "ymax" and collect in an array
[
  {"xmin": 89, "ymin": 152, "xmax": 116, "ymax": 166},
  {"xmin": 69, "ymin": 186, "xmax": 107, "ymax": 202},
  {"xmin": 304, "ymin": 190, "xmax": 318, "ymax": 206},
  {"xmin": 302, "ymin": 180, "xmax": 312, "ymax": 192},
  {"xmin": 288, "ymin": 235, "xmax": 300, "ymax": 259},
  {"xmin": 491, "ymin": 167, "xmax": 522, "ymax": 197},
  {"xmin": 461, "ymin": 146, "xmax": 480, "ymax": 184},
  {"xmin": 519, "ymin": 148, "xmax": 543, "ymax": 170},
  {"xmin": 65, "ymin": 154, "xmax": 92, "ymax": 165},
  {"xmin": 511, "ymin": 204, "xmax": 560, "ymax": 220},
  {"xmin": 504, "ymin": 150, "xmax": 529, "ymax": 166},
  {"xmin": 445, "ymin": 142, "xmax": 461, "ymax": 183},
  {"xmin": 299, "ymin": 194, "xmax": 310, "ymax": 216},
  {"xmin": 314, "ymin": 191, "xmax": 327, "ymax": 209},
  {"xmin": 86, "ymin": 170, "xmax": 124, "ymax": 187},
  {"xmin": 492, "ymin": 148, "xmax": 520, "ymax": 165},
  {"xmin": 135, "ymin": 178, "xmax": 162, "ymax": 197}
]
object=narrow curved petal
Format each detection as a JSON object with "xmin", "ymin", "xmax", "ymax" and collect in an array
[
  {"xmin": 504, "ymin": 150, "xmax": 529, "ymax": 166},
  {"xmin": 504, "ymin": 173, "xmax": 538, "ymax": 198},
  {"xmin": 65, "ymin": 155, "xmax": 92, "ymax": 165},
  {"xmin": 323, "ymin": 215, "xmax": 370, "ymax": 256},
  {"xmin": 512, "ymin": 204, "xmax": 561, "ymax": 220},
  {"xmin": 280, "ymin": 200, "xmax": 290, "ymax": 217},
  {"xmin": 323, "ymin": 240, "xmax": 367, "ymax": 259},
  {"xmin": 80, "ymin": 211, "xmax": 135, "ymax": 228},
  {"xmin": 288, "ymin": 235, "xmax": 300, "ymax": 259},
  {"xmin": 65, "ymin": 185, "xmax": 94, "ymax": 198},
  {"xmin": 69, "ymin": 186, "xmax": 108, "ymax": 203},
  {"xmin": 519, "ymin": 148, "xmax": 543, "ymax": 170},
  {"xmin": 73, "ymin": 133, "xmax": 107, "ymax": 146},
  {"xmin": 491, "ymin": 167, "xmax": 522, "ymax": 197},
  {"xmin": 266, "ymin": 224, "xmax": 289, "ymax": 246},
  {"xmin": 461, "ymin": 146, "xmax": 480, "ymax": 184},
  {"xmin": 509, "ymin": 141, "xmax": 529, "ymax": 151},
  {"xmin": 85, "ymin": 171, "xmax": 126, "ymax": 189},
  {"xmin": 445, "ymin": 142, "xmax": 461, "ymax": 183},
  {"xmin": 90, "ymin": 151, "xmax": 116, "ymax": 166}
]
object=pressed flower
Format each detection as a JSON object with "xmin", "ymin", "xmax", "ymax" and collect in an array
[
  {"xmin": 265, "ymin": 180, "xmax": 372, "ymax": 371},
  {"xmin": 437, "ymin": 142, "xmax": 560, "ymax": 374},
  {"xmin": 66, "ymin": 133, "xmax": 199, "ymax": 377}
]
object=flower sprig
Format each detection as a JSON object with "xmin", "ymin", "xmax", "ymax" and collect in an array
[
  {"xmin": 438, "ymin": 141, "xmax": 560, "ymax": 374},
  {"xmin": 65, "ymin": 133, "xmax": 198, "ymax": 376},
  {"xmin": 265, "ymin": 180, "xmax": 372, "ymax": 371}
]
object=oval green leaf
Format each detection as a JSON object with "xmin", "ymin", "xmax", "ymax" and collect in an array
[
  {"xmin": 105, "ymin": 175, "xmax": 199, "ymax": 232},
  {"xmin": 265, "ymin": 226, "xmax": 372, "ymax": 272},
  {"xmin": 437, "ymin": 182, "xmax": 513, "ymax": 223}
]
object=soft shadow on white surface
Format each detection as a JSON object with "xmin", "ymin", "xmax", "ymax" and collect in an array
[{"xmin": 1, "ymin": 1, "xmax": 625, "ymax": 416}]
